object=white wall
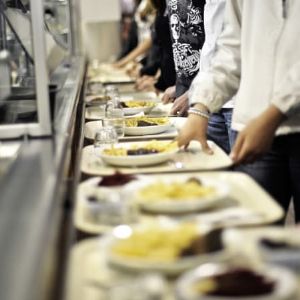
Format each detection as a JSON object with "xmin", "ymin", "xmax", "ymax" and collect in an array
[
  {"xmin": 80, "ymin": 0, "xmax": 122, "ymax": 62},
  {"xmin": 81, "ymin": 0, "xmax": 121, "ymax": 22}
]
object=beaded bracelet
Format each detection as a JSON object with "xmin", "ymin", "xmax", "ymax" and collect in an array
[{"xmin": 187, "ymin": 108, "xmax": 210, "ymax": 119}]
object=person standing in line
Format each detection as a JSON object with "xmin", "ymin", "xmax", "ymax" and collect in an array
[
  {"xmin": 177, "ymin": 0, "xmax": 300, "ymax": 222},
  {"xmin": 162, "ymin": 0, "xmax": 206, "ymax": 116},
  {"xmin": 189, "ymin": 0, "xmax": 235, "ymax": 154},
  {"xmin": 135, "ymin": 0, "xmax": 176, "ymax": 92}
]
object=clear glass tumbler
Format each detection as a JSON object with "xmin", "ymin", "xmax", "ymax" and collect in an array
[
  {"xmin": 94, "ymin": 126, "xmax": 118, "ymax": 156},
  {"xmin": 104, "ymin": 108, "xmax": 125, "ymax": 138},
  {"xmin": 105, "ymin": 85, "xmax": 119, "ymax": 100}
]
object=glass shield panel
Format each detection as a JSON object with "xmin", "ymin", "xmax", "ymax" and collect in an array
[
  {"xmin": 0, "ymin": 0, "xmax": 52, "ymax": 138},
  {"xmin": 44, "ymin": 0, "xmax": 70, "ymax": 74},
  {"xmin": 0, "ymin": 0, "xmax": 37, "ymax": 126}
]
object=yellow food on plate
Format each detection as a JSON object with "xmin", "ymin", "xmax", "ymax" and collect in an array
[
  {"xmin": 125, "ymin": 117, "xmax": 169, "ymax": 127},
  {"xmin": 111, "ymin": 224, "xmax": 199, "ymax": 262},
  {"xmin": 102, "ymin": 140, "xmax": 178, "ymax": 156},
  {"xmin": 138, "ymin": 181, "xmax": 216, "ymax": 202},
  {"xmin": 122, "ymin": 101, "xmax": 156, "ymax": 108}
]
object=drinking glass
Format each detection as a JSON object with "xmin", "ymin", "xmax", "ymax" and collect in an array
[
  {"xmin": 104, "ymin": 108, "xmax": 125, "ymax": 138},
  {"xmin": 88, "ymin": 81, "xmax": 104, "ymax": 95},
  {"xmin": 105, "ymin": 85, "xmax": 119, "ymax": 100},
  {"xmin": 94, "ymin": 126, "xmax": 118, "ymax": 156}
]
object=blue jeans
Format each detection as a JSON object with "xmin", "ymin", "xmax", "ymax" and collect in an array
[
  {"xmin": 207, "ymin": 108, "xmax": 235, "ymax": 154},
  {"xmin": 232, "ymin": 132, "xmax": 300, "ymax": 222}
]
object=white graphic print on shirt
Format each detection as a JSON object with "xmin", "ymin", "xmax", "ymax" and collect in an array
[
  {"xmin": 173, "ymin": 42, "xmax": 201, "ymax": 77},
  {"xmin": 168, "ymin": 0, "xmax": 204, "ymax": 80}
]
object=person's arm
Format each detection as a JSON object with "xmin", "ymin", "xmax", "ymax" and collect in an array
[
  {"xmin": 271, "ymin": 60, "xmax": 300, "ymax": 117},
  {"xmin": 189, "ymin": 0, "xmax": 226, "ymax": 104},
  {"xmin": 189, "ymin": 0, "xmax": 243, "ymax": 112},
  {"xmin": 177, "ymin": 0, "xmax": 243, "ymax": 151},
  {"xmin": 114, "ymin": 37, "xmax": 152, "ymax": 68}
]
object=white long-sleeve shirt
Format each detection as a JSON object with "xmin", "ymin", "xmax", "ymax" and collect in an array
[
  {"xmin": 189, "ymin": 0, "xmax": 234, "ymax": 109},
  {"xmin": 190, "ymin": 0, "xmax": 300, "ymax": 135}
]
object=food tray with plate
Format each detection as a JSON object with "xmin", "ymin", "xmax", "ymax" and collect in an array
[
  {"xmin": 66, "ymin": 221, "xmax": 228, "ymax": 300},
  {"xmin": 85, "ymin": 103, "xmax": 172, "ymax": 120},
  {"xmin": 85, "ymin": 92, "xmax": 159, "ymax": 106},
  {"xmin": 65, "ymin": 238, "xmax": 174, "ymax": 300},
  {"xmin": 74, "ymin": 172, "xmax": 284, "ymax": 234},
  {"xmin": 84, "ymin": 117, "xmax": 186, "ymax": 141},
  {"xmin": 80, "ymin": 140, "xmax": 232, "ymax": 176},
  {"xmin": 66, "ymin": 228, "xmax": 297, "ymax": 300},
  {"xmin": 85, "ymin": 100, "xmax": 160, "ymax": 118}
]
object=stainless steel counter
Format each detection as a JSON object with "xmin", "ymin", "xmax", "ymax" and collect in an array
[{"xmin": 0, "ymin": 56, "xmax": 86, "ymax": 300}]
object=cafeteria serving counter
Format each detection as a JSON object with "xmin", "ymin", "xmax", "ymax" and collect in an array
[{"xmin": 0, "ymin": 56, "xmax": 86, "ymax": 300}]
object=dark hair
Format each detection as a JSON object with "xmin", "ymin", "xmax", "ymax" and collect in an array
[{"xmin": 149, "ymin": 0, "xmax": 166, "ymax": 15}]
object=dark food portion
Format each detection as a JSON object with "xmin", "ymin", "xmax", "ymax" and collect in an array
[
  {"xmin": 137, "ymin": 120, "xmax": 156, "ymax": 127},
  {"xmin": 207, "ymin": 268, "xmax": 275, "ymax": 297},
  {"xmin": 98, "ymin": 172, "xmax": 137, "ymax": 186},
  {"xmin": 186, "ymin": 177, "xmax": 203, "ymax": 186},
  {"xmin": 127, "ymin": 148, "xmax": 159, "ymax": 155},
  {"xmin": 180, "ymin": 229, "xmax": 223, "ymax": 257},
  {"xmin": 120, "ymin": 102, "xmax": 129, "ymax": 108},
  {"xmin": 260, "ymin": 238, "xmax": 300, "ymax": 250},
  {"xmin": 87, "ymin": 195, "xmax": 98, "ymax": 203}
]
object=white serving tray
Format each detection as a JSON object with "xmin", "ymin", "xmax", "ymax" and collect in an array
[
  {"xmin": 65, "ymin": 237, "xmax": 175, "ymax": 300},
  {"xmin": 85, "ymin": 102, "xmax": 172, "ymax": 120},
  {"xmin": 85, "ymin": 92, "xmax": 158, "ymax": 105},
  {"xmin": 84, "ymin": 117, "xmax": 186, "ymax": 141},
  {"xmin": 74, "ymin": 172, "xmax": 284, "ymax": 234},
  {"xmin": 65, "ymin": 228, "xmax": 298, "ymax": 300},
  {"xmin": 80, "ymin": 140, "xmax": 232, "ymax": 176}
]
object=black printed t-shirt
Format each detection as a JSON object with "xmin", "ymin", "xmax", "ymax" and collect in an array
[{"xmin": 167, "ymin": 0, "xmax": 205, "ymax": 97}]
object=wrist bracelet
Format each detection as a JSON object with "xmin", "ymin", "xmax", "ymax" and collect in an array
[{"xmin": 188, "ymin": 108, "xmax": 210, "ymax": 119}]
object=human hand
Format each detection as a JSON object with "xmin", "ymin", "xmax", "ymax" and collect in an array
[
  {"xmin": 176, "ymin": 103, "xmax": 213, "ymax": 154},
  {"xmin": 230, "ymin": 105, "xmax": 285, "ymax": 164},
  {"xmin": 170, "ymin": 92, "xmax": 189, "ymax": 116},
  {"xmin": 135, "ymin": 75, "xmax": 156, "ymax": 91},
  {"xmin": 162, "ymin": 86, "xmax": 176, "ymax": 104},
  {"xmin": 126, "ymin": 62, "xmax": 141, "ymax": 78},
  {"xmin": 112, "ymin": 59, "xmax": 127, "ymax": 69}
]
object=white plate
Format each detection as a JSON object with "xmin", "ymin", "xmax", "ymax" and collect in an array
[
  {"xmin": 124, "ymin": 177, "xmax": 229, "ymax": 214},
  {"xmin": 107, "ymin": 224, "xmax": 227, "ymax": 275},
  {"xmin": 81, "ymin": 141, "xmax": 233, "ymax": 176},
  {"xmin": 98, "ymin": 141, "xmax": 178, "ymax": 167},
  {"xmin": 176, "ymin": 263, "xmax": 298, "ymax": 300},
  {"xmin": 121, "ymin": 102, "xmax": 157, "ymax": 116},
  {"xmin": 124, "ymin": 123, "xmax": 172, "ymax": 136}
]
